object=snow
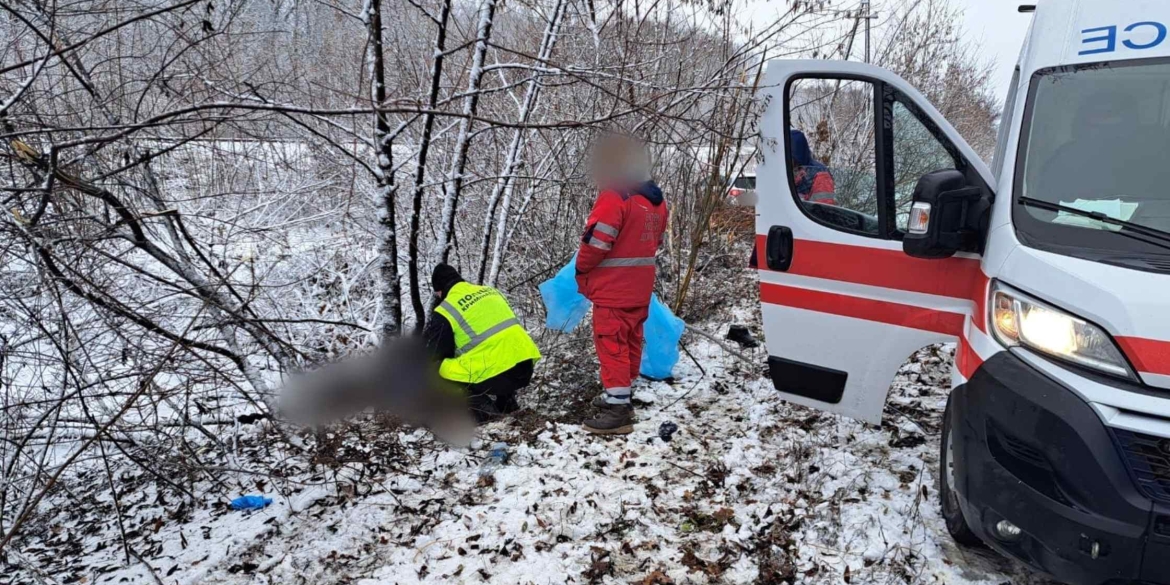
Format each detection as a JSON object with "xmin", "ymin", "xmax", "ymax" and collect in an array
[{"xmin": 15, "ymin": 331, "xmax": 1048, "ymax": 584}]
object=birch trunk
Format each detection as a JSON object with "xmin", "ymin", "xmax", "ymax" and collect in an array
[
  {"xmin": 407, "ymin": 0, "xmax": 453, "ymax": 333},
  {"xmin": 363, "ymin": 0, "xmax": 403, "ymax": 338},
  {"xmin": 430, "ymin": 0, "xmax": 498, "ymax": 267},
  {"xmin": 476, "ymin": 0, "xmax": 566, "ymax": 284}
]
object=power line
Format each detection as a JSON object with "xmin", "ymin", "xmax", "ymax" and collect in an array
[{"xmin": 805, "ymin": 1, "xmax": 880, "ymax": 63}]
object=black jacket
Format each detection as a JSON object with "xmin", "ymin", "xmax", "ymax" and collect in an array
[
  {"xmin": 423, "ymin": 268, "xmax": 465, "ymax": 362},
  {"xmin": 423, "ymin": 311, "xmax": 456, "ymax": 362}
]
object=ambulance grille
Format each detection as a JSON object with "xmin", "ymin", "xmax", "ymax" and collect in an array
[{"xmin": 1114, "ymin": 429, "xmax": 1170, "ymax": 504}]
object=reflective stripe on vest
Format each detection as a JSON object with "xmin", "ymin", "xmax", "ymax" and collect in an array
[
  {"xmin": 439, "ymin": 300, "xmax": 475, "ymax": 338},
  {"xmin": 597, "ymin": 256, "xmax": 656, "ymax": 267},
  {"xmin": 455, "ymin": 317, "xmax": 521, "ymax": 357}
]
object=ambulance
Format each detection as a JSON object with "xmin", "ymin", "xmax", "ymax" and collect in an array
[{"xmin": 755, "ymin": 1, "xmax": 1170, "ymax": 582}]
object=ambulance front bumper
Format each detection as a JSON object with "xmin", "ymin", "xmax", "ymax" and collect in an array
[{"xmin": 950, "ymin": 351, "xmax": 1170, "ymax": 585}]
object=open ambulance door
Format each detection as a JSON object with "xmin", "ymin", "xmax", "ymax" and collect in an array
[{"xmin": 755, "ymin": 60, "xmax": 996, "ymax": 425}]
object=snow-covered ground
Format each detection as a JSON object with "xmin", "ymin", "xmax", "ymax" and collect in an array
[{"xmin": 12, "ymin": 329, "xmax": 1053, "ymax": 585}]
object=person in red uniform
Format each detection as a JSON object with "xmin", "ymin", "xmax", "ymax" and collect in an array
[
  {"xmin": 790, "ymin": 129, "xmax": 836, "ymax": 205},
  {"xmin": 749, "ymin": 129, "xmax": 836, "ymax": 268},
  {"xmin": 576, "ymin": 135, "xmax": 668, "ymax": 435}
]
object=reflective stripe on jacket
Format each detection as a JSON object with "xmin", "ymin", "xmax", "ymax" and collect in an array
[
  {"xmin": 434, "ymin": 282, "xmax": 542, "ymax": 384},
  {"xmin": 575, "ymin": 183, "xmax": 668, "ymax": 308},
  {"xmin": 795, "ymin": 166, "xmax": 837, "ymax": 206}
]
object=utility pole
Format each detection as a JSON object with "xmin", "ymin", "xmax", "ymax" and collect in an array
[
  {"xmin": 808, "ymin": 1, "xmax": 878, "ymax": 63},
  {"xmin": 861, "ymin": 0, "xmax": 872, "ymax": 63}
]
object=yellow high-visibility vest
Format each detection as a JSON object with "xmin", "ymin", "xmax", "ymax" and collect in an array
[{"xmin": 434, "ymin": 282, "xmax": 542, "ymax": 384}]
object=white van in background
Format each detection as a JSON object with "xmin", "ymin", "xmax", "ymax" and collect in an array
[
  {"xmin": 727, "ymin": 172, "xmax": 759, "ymax": 207},
  {"xmin": 754, "ymin": 1, "xmax": 1170, "ymax": 583}
]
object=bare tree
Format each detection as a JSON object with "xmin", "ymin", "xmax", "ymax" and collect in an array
[
  {"xmin": 431, "ymin": 0, "xmax": 499, "ymax": 266},
  {"xmin": 364, "ymin": 0, "xmax": 405, "ymax": 337}
]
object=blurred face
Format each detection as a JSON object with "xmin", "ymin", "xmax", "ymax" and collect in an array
[{"xmin": 592, "ymin": 135, "xmax": 648, "ymax": 188}]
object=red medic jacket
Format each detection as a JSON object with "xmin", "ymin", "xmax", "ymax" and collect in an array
[{"xmin": 576, "ymin": 181, "xmax": 668, "ymax": 308}]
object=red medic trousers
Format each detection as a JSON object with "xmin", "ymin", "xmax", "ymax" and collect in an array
[{"xmin": 592, "ymin": 305, "xmax": 649, "ymax": 404}]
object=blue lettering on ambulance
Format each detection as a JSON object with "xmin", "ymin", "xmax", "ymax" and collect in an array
[
  {"xmin": 1080, "ymin": 26, "xmax": 1117, "ymax": 55},
  {"xmin": 1081, "ymin": 22, "xmax": 1168, "ymax": 55},
  {"xmin": 1123, "ymin": 21, "xmax": 1168, "ymax": 50}
]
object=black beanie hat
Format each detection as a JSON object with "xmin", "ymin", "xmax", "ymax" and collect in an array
[{"xmin": 431, "ymin": 263, "xmax": 464, "ymax": 293}]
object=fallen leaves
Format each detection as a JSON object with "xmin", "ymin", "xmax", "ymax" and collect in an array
[
  {"xmin": 679, "ymin": 546, "xmax": 725, "ymax": 578},
  {"xmin": 679, "ymin": 505, "xmax": 737, "ymax": 533},
  {"xmin": 636, "ymin": 569, "xmax": 674, "ymax": 584},
  {"xmin": 583, "ymin": 547, "xmax": 614, "ymax": 583}
]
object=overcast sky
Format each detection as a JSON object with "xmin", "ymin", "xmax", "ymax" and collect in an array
[
  {"xmin": 740, "ymin": 1, "xmax": 1035, "ymax": 99},
  {"xmin": 954, "ymin": 0, "xmax": 1034, "ymax": 98}
]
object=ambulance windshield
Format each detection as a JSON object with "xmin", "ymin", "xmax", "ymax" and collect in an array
[{"xmin": 1018, "ymin": 60, "xmax": 1170, "ymax": 248}]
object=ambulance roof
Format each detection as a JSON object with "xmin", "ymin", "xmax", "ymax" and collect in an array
[{"xmin": 1020, "ymin": 0, "xmax": 1170, "ymax": 78}]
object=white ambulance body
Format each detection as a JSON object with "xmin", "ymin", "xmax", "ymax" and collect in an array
[{"xmin": 756, "ymin": 1, "xmax": 1170, "ymax": 582}]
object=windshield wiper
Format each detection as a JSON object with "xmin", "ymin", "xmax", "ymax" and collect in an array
[{"xmin": 1019, "ymin": 196, "xmax": 1170, "ymax": 251}]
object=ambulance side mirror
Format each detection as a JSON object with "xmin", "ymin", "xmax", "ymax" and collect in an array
[{"xmin": 903, "ymin": 169, "xmax": 988, "ymax": 259}]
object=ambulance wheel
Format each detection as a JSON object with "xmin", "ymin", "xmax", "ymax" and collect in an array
[{"xmin": 940, "ymin": 395, "xmax": 982, "ymax": 547}]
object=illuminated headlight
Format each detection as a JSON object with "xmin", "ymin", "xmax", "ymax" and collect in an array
[{"xmin": 990, "ymin": 282, "xmax": 1136, "ymax": 380}]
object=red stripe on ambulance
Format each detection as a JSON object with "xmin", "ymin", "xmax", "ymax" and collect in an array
[
  {"xmin": 755, "ymin": 235, "xmax": 985, "ymax": 301},
  {"xmin": 1116, "ymin": 336, "xmax": 1170, "ymax": 376},
  {"xmin": 956, "ymin": 337, "xmax": 984, "ymax": 380},
  {"xmin": 759, "ymin": 283, "xmax": 967, "ymax": 336},
  {"xmin": 755, "ymin": 236, "xmax": 991, "ymax": 333}
]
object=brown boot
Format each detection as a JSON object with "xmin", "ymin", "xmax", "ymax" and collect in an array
[{"xmin": 583, "ymin": 405, "xmax": 635, "ymax": 435}]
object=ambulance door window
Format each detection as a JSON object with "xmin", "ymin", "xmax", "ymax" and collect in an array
[
  {"xmin": 786, "ymin": 78, "xmax": 880, "ymax": 236},
  {"xmin": 891, "ymin": 98, "xmax": 961, "ymax": 232}
]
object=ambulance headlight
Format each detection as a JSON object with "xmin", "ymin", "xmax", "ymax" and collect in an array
[{"xmin": 990, "ymin": 282, "xmax": 1136, "ymax": 380}]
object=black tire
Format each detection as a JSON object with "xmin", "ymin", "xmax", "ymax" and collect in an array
[{"xmin": 940, "ymin": 394, "xmax": 983, "ymax": 547}]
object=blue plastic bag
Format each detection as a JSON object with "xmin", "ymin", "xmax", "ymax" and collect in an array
[
  {"xmin": 229, "ymin": 495, "xmax": 272, "ymax": 511},
  {"xmin": 639, "ymin": 295, "xmax": 685, "ymax": 380},
  {"xmin": 538, "ymin": 255, "xmax": 591, "ymax": 333},
  {"xmin": 539, "ymin": 259, "xmax": 683, "ymax": 379}
]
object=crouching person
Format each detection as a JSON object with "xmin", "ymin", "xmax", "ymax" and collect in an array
[{"xmin": 424, "ymin": 263, "xmax": 542, "ymax": 423}]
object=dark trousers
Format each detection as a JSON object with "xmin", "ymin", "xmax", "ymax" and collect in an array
[{"xmin": 466, "ymin": 359, "xmax": 535, "ymax": 422}]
